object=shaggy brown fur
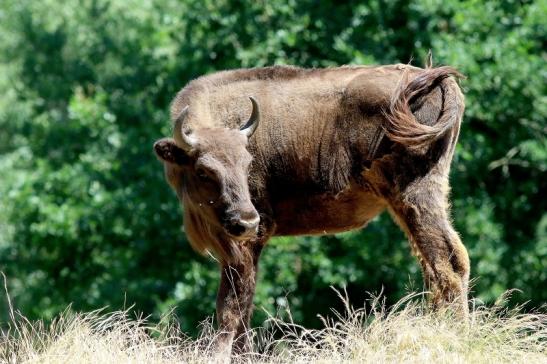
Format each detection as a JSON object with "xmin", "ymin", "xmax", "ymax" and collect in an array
[{"xmin": 153, "ymin": 63, "xmax": 469, "ymax": 355}]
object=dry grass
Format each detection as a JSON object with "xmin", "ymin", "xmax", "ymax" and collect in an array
[{"xmin": 1, "ymin": 290, "xmax": 546, "ymax": 364}]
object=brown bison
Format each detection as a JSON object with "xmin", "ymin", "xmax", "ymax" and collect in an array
[{"xmin": 153, "ymin": 63, "xmax": 469, "ymax": 354}]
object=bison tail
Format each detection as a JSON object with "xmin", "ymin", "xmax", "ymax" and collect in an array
[{"xmin": 384, "ymin": 66, "xmax": 465, "ymax": 153}]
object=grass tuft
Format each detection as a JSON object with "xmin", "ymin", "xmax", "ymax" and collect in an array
[{"xmin": 1, "ymin": 290, "xmax": 545, "ymax": 363}]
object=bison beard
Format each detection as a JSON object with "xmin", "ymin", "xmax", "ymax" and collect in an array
[{"xmin": 154, "ymin": 63, "xmax": 469, "ymax": 355}]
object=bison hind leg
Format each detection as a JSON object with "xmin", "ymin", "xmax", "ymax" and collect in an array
[{"xmin": 388, "ymin": 178, "xmax": 470, "ymax": 317}]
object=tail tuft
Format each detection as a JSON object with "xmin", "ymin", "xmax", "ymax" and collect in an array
[{"xmin": 384, "ymin": 66, "xmax": 465, "ymax": 153}]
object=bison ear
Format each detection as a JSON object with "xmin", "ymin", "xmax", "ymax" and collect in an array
[{"xmin": 153, "ymin": 138, "xmax": 190, "ymax": 165}]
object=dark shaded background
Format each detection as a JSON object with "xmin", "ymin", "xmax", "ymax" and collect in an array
[{"xmin": 0, "ymin": 0, "xmax": 545, "ymax": 334}]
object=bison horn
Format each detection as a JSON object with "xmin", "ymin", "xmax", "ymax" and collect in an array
[
  {"xmin": 173, "ymin": 106, "xmax": 196, "ymax": 151},
  {"xmin": 240, "ymin": 96, "xmax": 260, "ymax": 138}
]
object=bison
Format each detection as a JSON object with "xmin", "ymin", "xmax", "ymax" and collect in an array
[{"xmin": 153, "ymin": 63, "xmax": 469, "ymax": 354}]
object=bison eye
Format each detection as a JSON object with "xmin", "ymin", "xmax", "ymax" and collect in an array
[{"xmin": 196, "ymin": 168, "xmax": 213, "ymax": 182}]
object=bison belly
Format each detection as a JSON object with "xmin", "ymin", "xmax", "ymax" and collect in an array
[{"xmin": 272, "ymin": 184, "xmax": 385, "ymax": 236}]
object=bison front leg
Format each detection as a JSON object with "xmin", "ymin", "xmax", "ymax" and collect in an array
[
  {"xmin": 389, "ymin": 179, "xmax": 470, "ymax": 317},
  {"xmin": 215, "ymin": 243, "xmax": 263, "ymax": 356}
]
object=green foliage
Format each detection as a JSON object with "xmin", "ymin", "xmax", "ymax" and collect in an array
[{"xmin": 0, "ymin": 0, "xmax": 545, "ymax": 333}]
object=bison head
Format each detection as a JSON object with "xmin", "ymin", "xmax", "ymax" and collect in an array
[{"xmin": 154, "ymin": 97, "xmax": 260, "ymax": 243}]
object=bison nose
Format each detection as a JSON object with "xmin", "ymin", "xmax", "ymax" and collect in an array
[
  {"xmin": 238, "ymin": 215, "xmax": 260, "ymax": 230},
  {"xmin": 227, "ymin": 213, "xmax": 260, "ymax": 238}
]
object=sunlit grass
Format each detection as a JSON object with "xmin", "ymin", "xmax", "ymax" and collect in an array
[{"xmin": 1, "ymin": 289, "xmax": 545, "ymax": 363}]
